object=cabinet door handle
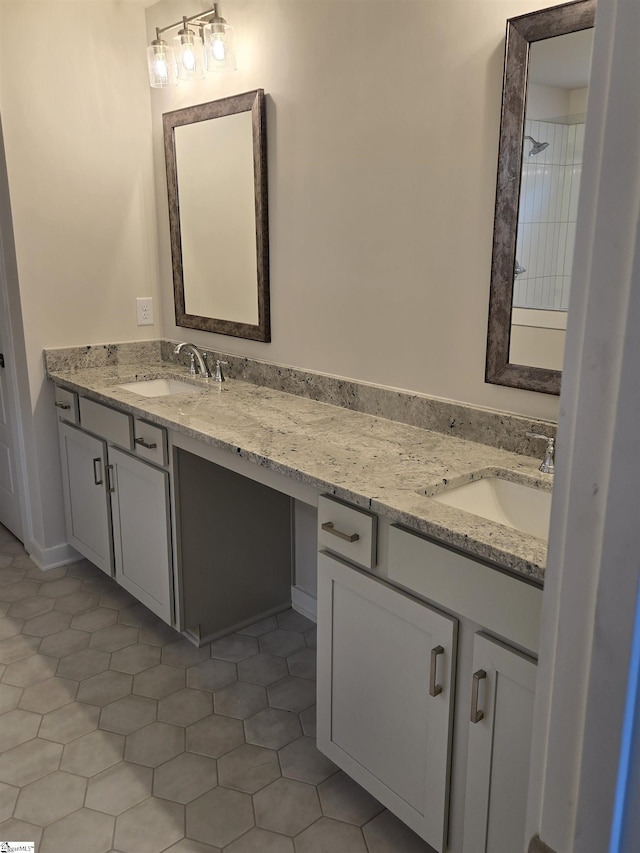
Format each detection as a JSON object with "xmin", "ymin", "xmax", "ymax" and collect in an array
[
  {"xmin": 429, "ymin": 645, "xmax": 444, "ymax": 696},
  {"xmin": 135, "ymin": 436, "xmax": 157, "ymax": 450},
  {"xmin": 471, "ymin": 669, "xmax": 487, "ymax": 723},
  {"xmin": 321, "ymin": 521, "xmax": 360, "ymax": 543},
  {"xmin": 105, "ymin": 464, "xmax": 115, "ymax": 493},
  {"xmin": 55, "ymin": 401, "xmax": 71, "ymax": 410},
  {"xmin": 92, "ymin": 457, "xmax": 103, "ymax": 486}
]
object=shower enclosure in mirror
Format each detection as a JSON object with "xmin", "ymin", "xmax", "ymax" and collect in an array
[
  {"xmin": 485, "ymin": 0, "xmax": 595, "ymax": 395},
  {"xmin": 164, "ymin": 89, "xmax": 270, "ymax": 342}
]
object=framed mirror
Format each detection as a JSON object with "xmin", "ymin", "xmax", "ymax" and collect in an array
[
  {"xmin": 485, "ymin": 0, "xmax": 595, "ymax": 394},
  {"xmin": 163, "ymin": 89, "xmax": 270, "ymax": 342}
]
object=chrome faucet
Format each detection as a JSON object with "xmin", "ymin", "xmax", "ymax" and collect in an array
[
  {"xmin": 527, "ymin": 432, "xmax": 555, "ymax": 474},
  {"xmin": 173, "ymin": 342, "xmax": 211, "ymax": 378},
  {"xmin": 213, "ymin": 360, "xmax": 229, "ymax": 383}
]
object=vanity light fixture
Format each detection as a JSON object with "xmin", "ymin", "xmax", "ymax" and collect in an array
[
  {"xmin": 203, "ymin": 6, "xmax": 235, "ymax": 72},
  {"xmin": 147, "ymin": 35, "xmax": 177, "ymax": 88},
  {"xmin": 147, "ymin": 3, "xmax": 236, "ymax": 89},
  {"xmin": 174, "ymin": 19, "xmax": 206, "ymax": 82}
]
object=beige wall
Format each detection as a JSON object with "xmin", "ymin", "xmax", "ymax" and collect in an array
[
  {"xmin": 528, "ymin": 83, "xmax": 571, "ymax": 121},
  {"xmin": 150, "ymin": 0, "xmax": 561, "ymax": 422},
  {"xmin": 511, "ymin": 308, "xmax": 567, "ymax": 371},
  {"xmin": 0, "ymin": 0, "xmax": 567, "ymax": 554},
  {"xmin": 569, "ymin": 86, "xmax": 589, "ymax": 115},
  {"xmin": 1, "ymin": 2, "xmax": 159, "ymax": 358},
  {"xmin": 0, "ymin": 1, "xmax": 158, "ymax": 556}
]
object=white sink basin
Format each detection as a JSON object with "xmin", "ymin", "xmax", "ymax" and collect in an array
[
  {"xmin": 430, "ymin": 477, "xmax": 552, "ymax": 541},
  {"xmin": 117, "ymin": 378, "xmax": 198, "ymax": 398}
]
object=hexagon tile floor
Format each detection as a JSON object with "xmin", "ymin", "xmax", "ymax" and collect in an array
[{"xmin": 0, "ymin": 525, "xmax": 434, "ymax": 853}]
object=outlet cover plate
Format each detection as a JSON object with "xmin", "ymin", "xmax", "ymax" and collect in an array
[{"xmin": 136, "ymin": 297, "xmax": 154, "ymax": 326}]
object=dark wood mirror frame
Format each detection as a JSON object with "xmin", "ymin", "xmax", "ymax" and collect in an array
[
  {"xmin": 485, "ymin": 0, "xmax": 596, "ymax": 395},
  {"xmin": 163, "ymin": 89, "xmax": 271, "ymax": 342}
]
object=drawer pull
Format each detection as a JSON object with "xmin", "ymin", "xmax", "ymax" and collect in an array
[
  {"xmin": 55, "ymin": 401, "xmax": 71, "ymax": 410},
  {"xmin": 105, "ymin": 464, "xmax": 115, "ymax": 494},
  {"xmin": 429, "ymin": 645, "xmax": 444, "ymax": 697},
  {"xmin": 321, "ymin": 521, "xmax": 360, "ymax": 543},
  {"xmin": 471, "ymin": 669, "xmax": 487, "ymax": 723},
  {"xmin": 92, "ymin": 457, "xmax": 103, "ymax": 486},
  {"xmin": 135, "ymin": 436, "xmax": 157, "ymax": 450}
]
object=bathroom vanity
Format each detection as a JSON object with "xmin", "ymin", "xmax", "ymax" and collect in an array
[
  {"xmin": 53, "ymin": 378, "xmax": 298, "ymax": 641},
  {"xmin": 46, "ymin": 340, "xmax": 551, "ymax": 853},
  {"xmin": 56, "ymin": 388, "xmax": 174, "ymax": 620},
  {"xmin": 316, "ymin": 495, "xmax": 540, "ymax": 853}
]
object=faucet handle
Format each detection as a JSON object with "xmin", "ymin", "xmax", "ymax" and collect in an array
[
  {"xmin": 187, "ymin": 352, "xmax": 197, "ymax": 375},
  {"xmin": 213, "ymin": 360, "xmax": 229, "ymax": 383},
  {"xmin": 526, "ymin": 432, "xmax": 555, "ymax": 474},
  {"xmin": 527, "ymin": 431, "xmax": 553, "ymax": 445}
]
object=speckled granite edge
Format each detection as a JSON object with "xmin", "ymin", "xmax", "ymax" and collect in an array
[
  {"xmin": 418, "ymin": 465, "xmax": 552, "ymax": 498},
  {"xmin": 45, "ymin": 340, "xmax": 556, "ymax": 458},
  {"xmin": 45, "ymin": 353, "xmax": 549, "ymax": 581},
  {"xmin": 44, "ymin": 340, "xmax": 163, "ymax": 372}
]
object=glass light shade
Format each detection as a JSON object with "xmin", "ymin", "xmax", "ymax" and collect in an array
[
  {"xmin": 147, "ymin": 41, "xmax": 177, "ymax": 88},
  {"xmin": 204, "ymin": 21, "xmax": 236, "ymax": 72},
  {"xmin": 174, "ymin": 29, "xmax": 205, "ymax": 81}
]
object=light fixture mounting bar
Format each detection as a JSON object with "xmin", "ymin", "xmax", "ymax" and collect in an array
[{"xmin": 156, "ymin": 4, "xmax": 220, "ymax": 39}]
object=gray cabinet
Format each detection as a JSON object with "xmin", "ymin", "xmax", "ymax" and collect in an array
[
  {"xmin": 316, "ymin": 509, "xmax": 543, "ymax": 852},
  {"xmin": 57, "ymin": 393, "xmax": 173, "ymax": 624},
  {"xmin": 386, "ymin": 525, "xmax": 541, "ymax": 853},
  {"xmin": 462, "ymin": 632, "xmax": 537, "ymax": 853},
  {"xmin": 58, "ymin": 421, "xmax": 113, "ymax": 575},
  {"xmin": 109, "ymin": 447, "xmax": 173, "ymax": 623},
  {"xmin": 317, "ymin": 550, "xmax": 457, "ymax": 852}
]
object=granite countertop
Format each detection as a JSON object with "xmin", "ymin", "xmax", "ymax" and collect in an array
[{"xmin": 46, "ymin": 355, "xmax": 550, "ymax": 583}]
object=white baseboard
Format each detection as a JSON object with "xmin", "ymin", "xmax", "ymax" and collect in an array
[
  {"xmin": 25, "ymin": 538, "xmax": 83, "ymax": 572},
  {"xmin": 291, "ymin": 585, "xmax": 317, "ymax": 623}
]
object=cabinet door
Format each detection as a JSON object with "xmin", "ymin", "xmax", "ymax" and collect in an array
[
  {"xmin": 463, "ymin": 633, "xmax": 537, "ymax": 853},
  {"xmin": 317, "ymin": 551, "xmax": 457, "ymax": 852},
  {"xmin": 109, "ymin": 447, "xmax": 173, "ymax": 624},
  {"xmin": 58, "ymin": 421, "xmax": 112, "ymax": 575}
]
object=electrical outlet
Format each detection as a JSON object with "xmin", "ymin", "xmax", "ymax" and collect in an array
[{"xmin": 136, "ymin": 297, "xmax": 154, "ymax": 326}]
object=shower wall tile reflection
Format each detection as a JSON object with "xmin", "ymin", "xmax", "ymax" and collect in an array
[{"xmin": 514, "ymin": 118, "xmax": 585, "ymax": 311}]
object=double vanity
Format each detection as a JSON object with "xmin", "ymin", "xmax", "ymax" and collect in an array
[{"xmin": 46, "ymin": 339, "xmax": 553, "ymax": 853}]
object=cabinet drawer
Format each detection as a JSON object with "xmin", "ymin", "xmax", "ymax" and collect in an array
[
  {"xmin": 133, "ymin": 418, "xmax": 168, "ymax": 467},
  {"xmin": 79, "ymin": 397, "xmax": 133, "ymax": 450},
  {"xmin": 318, "ymin": 495, "xmax": 377, "ymax": 569},
  {"xmin": 54, "ymin": 386, "xmax": 79, "ymax": 424}
]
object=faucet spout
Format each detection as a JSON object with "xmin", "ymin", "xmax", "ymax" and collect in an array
[
  {"xmin": 174, "ymin": 342, "xmax": 212, "ymax": 378},
  {"xmin": 526, "ymin": 432, "xmax": 555, "ymax": 474}
]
